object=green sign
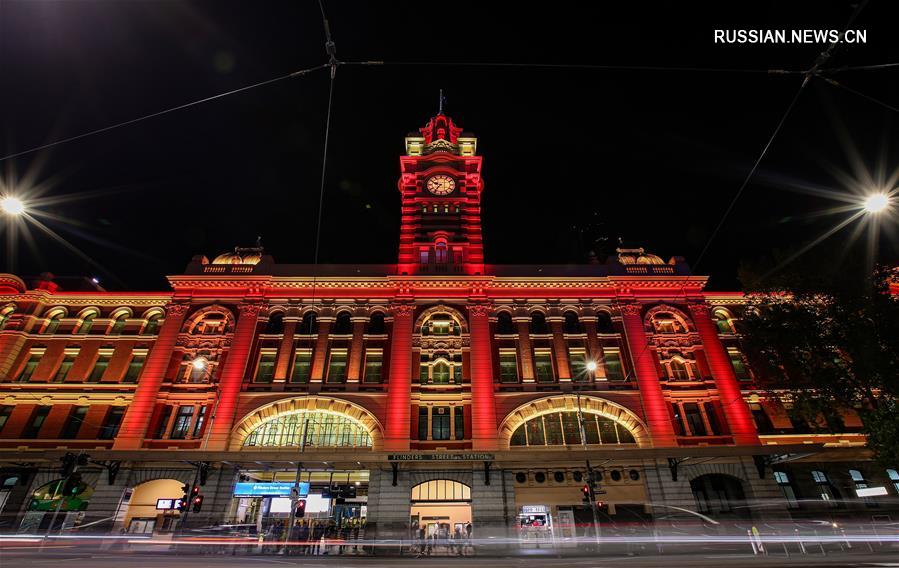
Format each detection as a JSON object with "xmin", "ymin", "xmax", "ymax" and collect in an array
[{"xmin": 388, "ymin": 453, "xmax": 494, "ymax": 461}]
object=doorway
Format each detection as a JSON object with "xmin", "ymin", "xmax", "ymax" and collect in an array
[{"xmin": 410, "ymin": 480, "xmax": 472, "ymax": 542}]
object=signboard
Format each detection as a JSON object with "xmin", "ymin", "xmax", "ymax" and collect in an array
[
  {"xmin": 856, "ymin": 486, "xmax": 888, "ymax": 497},
  {"xmin": 156, "ymin": 498, "xmax": 177, "ymax": 510},
  {"xmin": 388, "ymin": 453, "xmax": 494, "ymax": 461},
  {"xmin": 233, "ymin": 482, "xmax": 310, "ymax": 498},
  {"xmin": 521, "ymin": 505, "xmax": 548, "ymax": 514}
]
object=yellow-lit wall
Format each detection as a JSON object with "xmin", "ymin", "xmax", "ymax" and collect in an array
[{"xmin": 125, "ymin": 479, "xmax": 184, "ymax": 526}]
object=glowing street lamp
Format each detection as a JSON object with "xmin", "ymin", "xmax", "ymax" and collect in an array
[
  {"xmin": 585, "ymin": 360, "xmax": 598, "ymax": 373},
  {"xmin": 191, "ymin": 358, "xmax": 208, "ymax": 371},
  {"xmin": 0, "ymin": 196, "xmax": 25, "ymax": 216},
  {"xmin": 863, "ymin": 193, "xmax": 890, "ymax": 214}
]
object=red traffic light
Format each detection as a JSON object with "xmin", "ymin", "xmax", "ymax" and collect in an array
[
  {"xmin": 192, "ymin": 485, "xmax": 201, "ymax": 496},
  {"xmin": 295, "ymin": 499, "xmax": 306, "ymax": 518}
]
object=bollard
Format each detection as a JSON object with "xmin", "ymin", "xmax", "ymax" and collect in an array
[
  {"xmin": 795, "ymin": 528, "xmax": 806, "ymax": 555},
  {"xmin": 748, "ymin": 529, "xmax": 758, "ymax": 555}
]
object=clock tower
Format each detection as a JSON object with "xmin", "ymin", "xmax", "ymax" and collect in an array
[{"xmin": 397, "ymin": 112, "xmax": 485, "ymax": 276}]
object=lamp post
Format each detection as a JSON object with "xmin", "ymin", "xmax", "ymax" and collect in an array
[{"xmin": 576, "ymin": 377, "xmax": 602, "ymax": 550}]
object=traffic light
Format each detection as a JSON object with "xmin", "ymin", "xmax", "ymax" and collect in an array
[
  {"xmin": 295, "ymin": 499, "xmax": 306, "ymax": 518},
  {"xmin": 582, "ymin": 484, "xmax": 592, "ymax": 504},
  {"xmin": 177, "ymin": 499, "xmax": 188, "ymax": 512},
  {"xmin": 198, "ymin": 462, "xmax": 210, "ymax": 486},
  {"xmin": 60, "ymin": 453, "xmax": 76, "ymax": 477},
  {"xmin": 192, "ymin": 494, "xmax": 204, "ymax": 513},
  {"xmin": 178, "ymin": 483, "xmax": 191, "ymax": 512}
]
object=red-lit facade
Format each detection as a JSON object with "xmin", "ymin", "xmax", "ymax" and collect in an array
[{"xmin": 0, "ymin": 113, "xmax": 886, "ymax": 536}]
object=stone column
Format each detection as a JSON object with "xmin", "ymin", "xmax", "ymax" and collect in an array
[
  {"xmin": 468, "ymin": 303, "xmax": 498, "ymax": 450},
  {"xmin": 384, "ymin": 303, "xmax": 414, "ymax": 451},
  {"xmin": 205, "ymin": 303, "xmax": 261, "ymax": 451},
  {"xmin": 273, "ymin": 317, "xmax": 298, "ymax": 382},
  {"xmin": 514, "ymin": 319, "xmax": 535, "ymax": 382},
  {"xmin": 310, "ymin": 312, "xmax": 334, "ymax": 383},
  {"xmin": 548, "ymin": 317, "xmax": 571, "ymax": 381},
  {"xmin": 619, "ymin": 303, "xmax": 678, "ymax": 447},
  {"xmin": 114, "ymin": 303, "xmax": 190, "ymax": 449},
  {"xmin": 688, "ymin": 303, "xmax": 760, "ymax": 445},
  {"xmin": 346, "ymin": 317, "xmax": 368, "ymax": 383}
]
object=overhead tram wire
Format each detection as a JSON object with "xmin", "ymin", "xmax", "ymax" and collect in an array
[
  {"xmin": 0, "ymin": 64, "xmax": 329, "ymax": 163},
  {"xmin": 817, "ymin": 76, "xmax": 899, "ymax": 115},
  {"xmin": 343, "ymin": 60, "xmax": 803, "ymax": 75}
]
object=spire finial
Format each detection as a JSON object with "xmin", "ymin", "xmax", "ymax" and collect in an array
[{"xmin": 438, "ymin": 89, "xmax": 446, "ymax": 115}]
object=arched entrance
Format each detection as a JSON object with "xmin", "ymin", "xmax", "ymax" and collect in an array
[
  {"xmin": 689, "ymin": 474, "xmax": 750, "ymax": 519},
  {"xmin": 410, "ymin": 480, "xmax": 472, "ymax": 542},
  {"xmin": 124, "ymin": 479, "xmax": 185, "ymax": 533}
]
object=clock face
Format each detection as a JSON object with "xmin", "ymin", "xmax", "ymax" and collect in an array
[{"xmin": 426, "ymin": 174, "xmax": 456, "ymax": 195}]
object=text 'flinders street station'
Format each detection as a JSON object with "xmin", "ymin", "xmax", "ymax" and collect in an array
[{"xmin": 0, "ymin": 112, "xmax": 886, "ymax": 539}]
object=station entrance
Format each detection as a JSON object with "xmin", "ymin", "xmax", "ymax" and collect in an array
[{"xmin": 409, "ymin": 480, "xmax": 472, "ymax": 541}]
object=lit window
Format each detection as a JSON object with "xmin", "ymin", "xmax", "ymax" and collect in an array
[
  {"xmin": 774, "ymin": 471, "xmax": 800, "ymax": 509},
  {"xmin": 727, "ymin": 348, "xmax": 750, "ymax": 380},
  {"xmin": 363, "ymin": 349, "xmax": 383, "ymax": 383},
  {"xmin": 812, "ymin": 470, "xmax": 838, "ymax": 505},
  {"xmin": 75, "ymin": 312, "xmax": 97, "ymax": 335},
  {"xmin": 682, "ymin": 403, "xmax": 707, "ymax": 436},
  {"xmin": 109, "ymin": 314, "xmax": 127, "ymax": 335},
  {"xmin": 123, "ymin": 351, "xmax": 147, "ymax": 383},
  {"xmin": 291, "ymin": 349, "xmax": 312, "ymax": 383},
  {"xmin": 169, "ymin": 406, "xmax": 195, "ymax": 439},
  {"xmin": 569, "ymin": 347, "xmax": 589, "ymax": 381},
  {"xmin": 498, "ymin": 349, "xmax": 519, "ymax": 383},
  {"xmin": 192, "ymin": 406, "xmax": 207, "ymax": 437},
  {"xmin": 17, "ymin": 349, "xmax": 44, "ymax": 382},
  {"xmin": 0, "ymin": 307, "xmax": 14, "ymax": 331},
  {"xmin": 87, "ymin": 350, "xmax": 113, "ymax": 383},
  {"xmin": 432, "ymin": 407, "xmax": 451, "ymax": 440},
  {"xmin": 420, "ymin": 250, "xmax": 429, "ymax": 265},
  {"xmin": 888, "ymin": 469, "xmax": 899, "ymax": 494},
  {"xmin": 142, "ymin": 313, "xmax": 162, "ymax": 335},
  {"xmin": 42, "ymin": 312, "xmax": 63, "ymax": 335},
  {"xmin": 604, "ymin": 349, "xmax": 624, "ymax": 380},
  {"xmin": 255, "ymin": 350, "xmax": 276, "ymax": 383},
  {"xmin": 53, "ymin": 349, "xmax": 80, "ymax": 383},
  {"xmin": 510, "ymin": 411, "xmax": 636, "ymax": 447},
  {"xmin": 431, "ymin": 362, "xmax": 450, "ymax": 384},
  {"xmin": 668, "ymin": 358, "xmax": 690, "ymax": 381},
  {"xmin": 534, "ymin": 349, "xmax": 555, "ymax": 382},
  {"xmin": 243, "ymin": 410, "xmax": 372, "ymax": 448},
  {"xmin": 326, "ymin": 349, "xmax": 348, "ymax": 383}
]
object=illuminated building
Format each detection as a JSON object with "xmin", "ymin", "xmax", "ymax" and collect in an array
[{"xmin": 0, "ymin": 112, "xmax": 889, "ymax": 538}]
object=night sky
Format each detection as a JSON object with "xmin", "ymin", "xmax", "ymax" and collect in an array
[{"xmin": 1, "ymin": 1, "xmax": 897, "ymax": 291}]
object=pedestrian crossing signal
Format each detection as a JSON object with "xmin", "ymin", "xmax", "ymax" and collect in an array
[{"xmin": 295, "ymin": 499, "xmax": 306, "ymax": 518}]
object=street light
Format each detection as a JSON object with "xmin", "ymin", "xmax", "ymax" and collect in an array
[
  {"xmin": 863, "ymin": 193, "xmax": 890, "ymax": 214},
  {"xmin": 585, "ymin": 360, "xmax": 598, "ymax": 373},
  {"xmin": 0, "ymin": 196, "xmax": 25, "ymax": 216},
  {"xmin": 191, "ymin": 357, "xmax": 208, "ymax": 371}
]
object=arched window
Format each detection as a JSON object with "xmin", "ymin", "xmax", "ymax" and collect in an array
[
  {"xmin": 563, "ymin": 311, "xmax": 582, "ymax": 334},
  {"xmin": 411, "ymin": 480, "xmax": 471, "ymax": 502},
  {"xmin": 668, "ymin": 358, "xmax": 690, "ymax": 380},
  {"xmin": 597, "ymin": 311, "xmax": 614, "ymax": 333},
  {"xmin": 41, "ymin": 311, "xmax": 63, "ymax": 334},
  {"xmin": 333, "ymin": 311, "xmax": 352, "ymax": 334},
  {"xmin": 265, "ymin": 312, "xmax": 284, "ymax": 335},
  {"xmin": 421, "ymin": 313, "xmax": 460, "ymax": 336},
  {"xmin": 242, "ymin": 410, "xmax": 372, "ymax": 448},
  {"xmin": 299, "ymin": 312, "xmax": 318, "ymax": 335},
  {"xmin": 109, "ymin": 312, "xmax": 128, "ymax": 335},
  {"xmin": 509, "ymin": 411, "xmax": 637, "ymax": 447},
  {"xmin": 650, "ymin": 312, "xmax": 685, "ymax": 334},
  {"xmin": 431, "ymin": 361, "xmax": 451, "ymax": 384},
  {"xmin": 712, "ymin": 309, "xmax": 735, "ymax": 334},
  {"xmin": 0, "ymin": 306, "xmax": 14, "ymax": 331},
  {"xmin": 75, "ymin": 311, "xmax": 97, "ymax": 335},
  {"xmin": 435, "ymin": 241, "xmax": 448, "ymax": 264},
  {"xmin": 529, "ymin": 311, "xmax": 549, "ymax": 335},
  {"xmin": 189, "ymin": 311, "xmax": 228, "ymax": 335},
  {"xmin": 496, "ymin": 312, "xmax": 514, "ymax": 334},
  {"xmin": 142, "ymin": 312, "xmax": 162, "ymax": 335},
  {"xmin": 367, "ymin": 312, "xmax": 385, "ymax": 334}
]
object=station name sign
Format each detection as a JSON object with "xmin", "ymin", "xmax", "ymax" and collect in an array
[
  {"xmin": 233, "ymin": 482, "xmax": 310, "ymax": 497},
  {"xmin": 388, "ymin": 453, "xmax": 494, "ymax": 461}
]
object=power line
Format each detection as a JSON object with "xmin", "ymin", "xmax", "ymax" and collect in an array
[
  {"xmin": 818, "ymin": 75, "xmax": 899, "ymax": 115},
  {"xmin": 342, "ymin": 60, "xmax": 802, "ymax": 75},
  {"xmin": 826, "ymin": 62, "xmax": 899, "ymax": 72},
  {"xmin": 0, "ymin": 64, "xmax": 328, "ymax": 163}
]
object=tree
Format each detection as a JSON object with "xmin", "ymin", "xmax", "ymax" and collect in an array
[{"xmin": 738, "ymin": 262, "xmax": 899, "ymax": 464}]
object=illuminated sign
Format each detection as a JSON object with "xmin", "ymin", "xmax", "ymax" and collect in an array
[
  {"xmin": 156, "ymin": 499, "xmax": 177, "ymax": 510},
  {"xmin": 856, "ymin": 486, "xmax": 888, "ymax": 497},
  {"xmin": 521, "ymin": 505, "xmax": 548, "ymax": 514},
  {"xmin": 388, "ymin": 454, "xmax": 494, "ymax": 461},
  {"xmin": 233, "ymin": 482, "xmax": 310, "ymax": 498}
]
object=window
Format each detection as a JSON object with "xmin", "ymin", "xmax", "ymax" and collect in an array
[
  {"xmin": 326, "ymin": 349, "xmax": 347, "ymax": 382},
  {"xmin": 0, "ymin": 406, "xmax": 14, "ymax": 433},
  {"xmin": 419, "ymin": 250, "xmax": 429, "ymax": 265},
  {"xmin": 668, "ymin": 358, "xmax": 690, "ymax": 381},
  {"xmin": 76, "ymin": 312, "xmax": 96, "ymax": 335},
  {"xmin": 454, "ymin": 407, "xmax": 464, "ymax": 440},
  {"xmin": 703, "ymin": 402, "xmax": 722, "ymax": 435},
  {"xmin": 193, "ymin": 406, "xmax": 207, "ymax": 437},
  {"xmin": 255, "ymin": 350, "xmax": 276, "ymax": 383},
  {"xmin": 604, "ymin": 349, "xmax": 624, "ymax": 380},
  {"xmin": 123, "ymin": 352, "xmax": 146, "ymax": 383},
  {"xmin": 242, "ymin": 410, "xmax": 372, "ymax": 448},
  {"xmin": 431, "ymin": 362, "xmax": 450, "ymax": 384},
  {"xmin": 435, "ymin": 241, "xmax": 448, "ymax": 264},
  {"xmin": 363, "ymin": 349, "xmax": 383, "ymax": 383},
  {"xmin": 569, "ymin": 347, "xmax": 588, "ymax": 380},
  {"xmin": 510, "ymin": 411, "xmax": 636, "ymax": 447},
  {"xmin": 191, "ymin": 312, "xmax": 228, "ymax": 335},
  {"xmin": 17, "ymin": 350, "xmax": 44, "ymax": 382},
  {"xmin": 42, "ymin": 312, "xmax": 62, "ymax": 334},
  {"xmin": 98, "ymin": 408, "xmax": 125, "ymax": 439},
  {"xmin": 671, "ymin": 403, "xmax": 686, "ymax": 436},
  {"xmin": 432, "ymin": 407, "xmax": 451, "ymax": 440},
  {"xmin": 713, "ymin": 310, "xmax": 735, "ymax": 334},
  {"xmin": 529, "ymin": 312, "xmax": 549, "ymax": 335},
  {"xmin": 727, "ymin": 348, "xmax": 750, "ymax": 380},
  {"xmin": 333, "ymin": 312, "xmax": 352, "ymax": 334},
  {"xmin": 53, "ymin": 349, "xmax": 79, "ymax": 383},
  {"xmin": 265, "ymin": 312, "xmax": 284, "ymax": 335},
  {"xmin": 154, "ymin": 406, "xmax": 173, "ymax": 439},
  {"xmin": 774, "ymin": 471, "xmax": 800, "ymax": 508},
  {"xmin": 142, "ymin": 313, "xmax": 162, "ymax": 335},
  {"xmin": 291, "ymin": 349, "xmax": 312, "ymax": 383},
  {"xmin": 563, "ymin": 311, "xmax": 582, "ymax": 334},
  {"xmin": 87, "ymin": 350, "xmax": 113, "ymax": 383},
  {"xmin": 597, "ymin": 312, "xmax": 614, "ymax": 333},
  {"xmin": 299, "ymin": 312, "xmax": 318, "ymax": 335},
  {"xmin": 683, "ymin": 403, "xmax": 707, "ymax": 436},
  {"xmin": 169, "ymin": 406, "xmax": 195, "ymax": 439},
  {"xmin": 367, "ymin": 312, "xmax": 385, "ymax": 334},
  {"xmin": 22, "ymin": 407, "xmax": 51, "ymax": 438},
  {"xmin": 418, "ymin": 407, "xmax": 428, "ymax": 441},
  {"xmin": 181, "ymin": 355, "xmax": 209, "ymax": 383},
  {"xmin": 496, "ymin": 312, "xmax": 514, "ymax": 334},
  {"xmin": 534, "ymin": 349, "xmax": 554, "ymax": 382},
  {"xmin": 499, "ymin": 350, "xmax": 519, "ymax": 383},
  {"xmin": 812, "ymin": 470, "xmax": 838, "ymax": 505},
  {"xmin": 109, "ymin": 314, "xmax": 127, "ymax": 335},
  {"xmin": 749, "ymin": 403, "xmax": 774, "ymax": 434},
  {"xmin": 411, "ymin": 480, "xmax": 471, "ymax": 502},
  {"xmin": 60, "ymin": 406, "xmax": 89, "ymax": 439},
  {"xmin": 651, "ymin": 312, "xmax": 685, "ymax": 334}
]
